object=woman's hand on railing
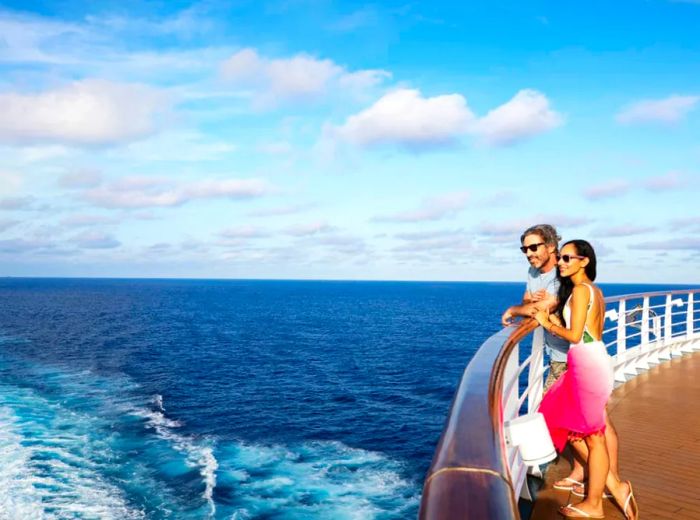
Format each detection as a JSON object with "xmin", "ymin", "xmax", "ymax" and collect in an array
[{"xmin": 534, "ymin": 308, "xmax": 550, "ymax": 329}]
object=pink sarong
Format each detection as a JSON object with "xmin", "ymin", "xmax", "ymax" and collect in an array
[{"xmin": 538, "ymin": 340, "xmax": 614, "ymax": 452}]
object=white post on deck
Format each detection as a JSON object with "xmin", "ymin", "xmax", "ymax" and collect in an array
[
  {"xmin": 637, "ymin": 297, "xmax": 651, "ymax": 371},
  {"xmin": 528, "ymin": 327, "xmax": 545, "ymax": 413},
  {"xmin": 615, "ymin": 299, "xmax": 630, "ymax": 382},
  {"xmin": 664, "ymin": 294, "xmax": 677, "ymax": 359}
]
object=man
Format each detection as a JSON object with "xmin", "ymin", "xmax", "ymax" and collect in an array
[
  {"xmin": 501, "ymin": 224, "xmax": 568, "ymax": 391},
  {"xmin": 502, "ymin": 224, "xmax": 620, "ymax": 493}
]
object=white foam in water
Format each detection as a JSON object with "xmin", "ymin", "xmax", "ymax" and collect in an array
[
  {"xmin": 217, "ymin": 440, "xmax": 420, "ymax": 519},
  {"xmin": 0, "ymin": 406, "xmax": 145, "ymax": 520},
  {"xmin": 131, "ymin": 396, "xmax": 218, "ymax": 518},
  {"xmin": 0, "ymin": 357, "xmax": 419, "ymax": 518}
]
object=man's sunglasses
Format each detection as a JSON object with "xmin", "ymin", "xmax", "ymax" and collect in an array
[
  {"xmin": 557, "ymin": 254, "xmax": 586, "ymax": 263},
  {"xmin": 520, "ymin": 242, "xmax": 545, "ymax": 253}
]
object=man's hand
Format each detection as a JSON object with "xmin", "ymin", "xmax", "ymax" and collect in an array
[
  {"xmin": 530, "ymin": 289, "xmax": 547, "ymax": 302},
  {"xmin": 501, "ymin": 307, "xmax": 516, "ymax": 326}
]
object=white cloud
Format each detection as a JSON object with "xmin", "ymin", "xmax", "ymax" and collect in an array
[
  {"xmin": 0, "ymin": 196, "xmax": 35, "ymax": 210},
  {"xmin": 248, "ymin": 204, "xmax": 314, "ymax": 217},
  {"xmin": 257, "ymin": 141, "xmax": 294, "ymax": 155},
  {"xmin": 84, "ymin": 177, "xmax": 272, "ymax": 209},
  {"xmin": 373, "ymin": 192, "xmax": 470, "ymax": 223},
  {"xmin": 61, "ymin": 214, "xmax": 117, "ymax": 227},
  {"xmin": 220, "ymin": 48, "xmax": 390, "ymax": 108},
  {"xmin": 477, "ymin": 215, "xmax": 590, "ymax": 238},
  {"xmin": 331, "ymin": 88, "xmax": 561, "ymax": 151},
  {"xmin": 616, "ymin": 95, "xmax": 699, "ymax": 124},
  {"xmin": 71, "ymin": 231, "xmax": 121, "ymax": 249},
  {"xmin": 594, "ymin": 224, "xmax": 657, "ymax": 237},
  {"xmin": 629, "ymin": 238, "xmax": 700, "ymax": 251},
  {"xmin": 0, "ymin": 170, "xmax": 23, "ymax": 195},
  {"xmin": 583, "ymin": 179, "xmax": 632, "ymax": 200},
  {"xmin": 58, "ymin": 169, "xmax": 103, "ymax": 189},
  {"xmin": 335, "ymin": 89, "xmax": 474, "ymax": 149},
  {"xmin": 643, "ymin": 171, "xmax": 685, "ymax": 191},
  {"xmin": 471, "ymin": 89, "xmax": 563, "ymax": 145},
  {"xmin": 219, "ymin": 226, "xmax": 270, "ymax": 239},
  {"xmin": 0, "ymin": 219, "xmax": 19, "ymax": 233},
  {"xmin": 115, "ymin": 132, "xmax": 237, "ymax": 162},
  {"xmin": 0, "ymin": 79, "xmax": 170, "ymax": 146},
  {"xmin": 284, "ymin": 221, "xmax": 336, "ymax": 236}
]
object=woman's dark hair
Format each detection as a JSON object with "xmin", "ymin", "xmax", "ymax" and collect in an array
[{"xmin": 555, "ymin": 240, "xmax": 597, "ymax": 323}]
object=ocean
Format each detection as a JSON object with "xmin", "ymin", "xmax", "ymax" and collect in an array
[{"xmin": 0, "ymin": 278, "xmax": 691, "ymax": 519}]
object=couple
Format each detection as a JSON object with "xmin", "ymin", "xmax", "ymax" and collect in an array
[{"xmin": 502, "ymin": 225, "xmax": 639, "ymax": 520}]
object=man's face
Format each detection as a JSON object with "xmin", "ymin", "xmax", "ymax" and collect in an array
[{"xmin": 521, "ymin": 233, "xmax": 555, "ymax": 270}]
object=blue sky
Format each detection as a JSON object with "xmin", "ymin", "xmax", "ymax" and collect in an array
[{"xmin": 0, "ymin": 0, "xmax": 699, "ymax": 282}]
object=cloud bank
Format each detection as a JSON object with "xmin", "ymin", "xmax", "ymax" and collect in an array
[
  {"xmin": 331, "ymin": 88, "xmax": 562, "ymax": 150},
  {"xmin": 616, "ymin": 95, "xmax": 699, "ymax": 125},
  {"xmin": 0, "ymin": 79, "xmax": 170, "ymax": 146}
]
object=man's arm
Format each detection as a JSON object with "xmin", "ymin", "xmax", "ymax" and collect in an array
[{"xmin": 502, "ymin": 290, "xmax": 557, "ymax": 326}]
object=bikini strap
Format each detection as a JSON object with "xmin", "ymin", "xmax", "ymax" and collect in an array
[{"xmin": 581, "ymin": 283, "xmax": 595, "ymax": 315}]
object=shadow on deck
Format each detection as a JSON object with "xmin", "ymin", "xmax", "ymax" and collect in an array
[{"xmin": 531, "ymin": 351, "xmax": 700, "ymax": 520}]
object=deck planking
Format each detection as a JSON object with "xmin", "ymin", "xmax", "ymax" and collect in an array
[{"xmin": 530, "ymin": 350, "xmax": 700, "ymax": 520}]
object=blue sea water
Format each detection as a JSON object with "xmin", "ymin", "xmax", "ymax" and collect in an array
[{"xmin": 0, "ymin": 278, "xmax": 693, "ymax": 519}]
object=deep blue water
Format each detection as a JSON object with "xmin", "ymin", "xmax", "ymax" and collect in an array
[{"xmin": 0, "ymin": 278, "xmax": 693, "ymax": 519}]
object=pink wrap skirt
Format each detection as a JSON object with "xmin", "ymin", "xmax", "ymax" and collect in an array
[{"xmin": 538, "ymin": 340, "xmax": 615, "ymax": 452}]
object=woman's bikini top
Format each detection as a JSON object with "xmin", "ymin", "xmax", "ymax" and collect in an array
[{"xmin": 563, "ymin": 283, "xmax": 599, "ymax": 343}]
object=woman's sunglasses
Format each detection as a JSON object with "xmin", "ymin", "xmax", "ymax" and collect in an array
[
  {"xmin": 557, "ymin": 254, "xmax": 586, "ymax": 263},
  {"xmin": 520, "ymin": 242, "xmax": 544, "ymax": 253}
]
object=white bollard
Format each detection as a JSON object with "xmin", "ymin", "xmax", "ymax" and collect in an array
[{"xmin": 505, "ymin": 412, "xmax": 557, "ymax": 466}]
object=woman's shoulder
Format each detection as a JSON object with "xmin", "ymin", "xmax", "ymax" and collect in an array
[{"xmin": 571, "ymin": 283, "xmax": 593, "ymax": 302}]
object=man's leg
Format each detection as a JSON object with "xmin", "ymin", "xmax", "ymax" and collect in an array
[{"xmin": 543, "ymin": 360, "xmax": 566, "ymax": 393}]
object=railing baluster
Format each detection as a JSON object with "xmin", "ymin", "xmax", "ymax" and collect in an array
[
  {"xmin": 614, "ymin": 299, "xmax": 628, "ymax": 382},
  {"xmin": 528, "ymin": 327, "xmax": 545, "ymax": 413}
]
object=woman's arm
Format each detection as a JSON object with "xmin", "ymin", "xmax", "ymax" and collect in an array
[{"xmin": 535, "ymin": 284, "xmax": 590, "ymax": 343}]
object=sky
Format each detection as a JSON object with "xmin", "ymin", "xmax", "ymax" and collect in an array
[{"xmin": 0, "ymin": 0, "xmax": 699, "ymax": 283}]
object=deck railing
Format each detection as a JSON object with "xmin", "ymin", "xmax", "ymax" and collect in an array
[{"xmin": 419, "ymin": 288, "xmax": 700, "ymax": 519}]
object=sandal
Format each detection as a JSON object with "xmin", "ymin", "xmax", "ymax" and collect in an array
[
  {"xmin": 553, "ymin": 477, "xmax": 585, "ymax": 491},
  {"xmin": 621, "ymin": 481, "xmax": 639, "ymax": 520},
  {"xmin": 559, "ymin": 503, "xmax": 605, "ymax": 518}
]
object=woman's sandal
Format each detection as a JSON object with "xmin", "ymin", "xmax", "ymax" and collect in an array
[
  {"xmin": 620, "ymin": 481, "xmax": 639, "ymax": 520},
  {"xmin": 553, "ymin": 477, "xmax": 585, "ymax": 491},
  {"xmin": 559, "ymin": 503, "xmax": 605, "ymax": 519}
]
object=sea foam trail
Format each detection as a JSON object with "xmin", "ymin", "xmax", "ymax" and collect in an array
[
  {"xmin": 216, "ymin": 440, "xmax": 420, "ymax": 519},
  {"xmin": 131, "ymin": 395, "xmax": 219, "ymax": 518},
  {"xmin": 0, "ymin": 404, "xmax": 145, "ymax": 520}
]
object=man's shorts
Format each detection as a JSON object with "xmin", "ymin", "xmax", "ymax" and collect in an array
[{"xmin": 543, "ymin": 360, "xmax": 567, "ymax": 392}]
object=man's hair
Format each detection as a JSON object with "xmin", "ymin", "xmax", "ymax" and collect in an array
[{"xmin": 520, "ymin": 224, "xmax": 561, "ymax": 246}]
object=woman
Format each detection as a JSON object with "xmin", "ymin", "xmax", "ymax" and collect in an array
[{"xmin": 534, "ymin": 240, "xmax": 638, "ymax": 519}]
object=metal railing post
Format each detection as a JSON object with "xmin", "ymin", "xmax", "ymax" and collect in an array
[
  {"xmin": 615, "ymin": 299, "xmax": 630, "ymax": 382},
  {"xmin": 637, "ymin": 296, "xmax": 651, "ymax": 370},
  {"xmin": 528, "ymin": 327, "xmax": 545, "ymax": 414}
]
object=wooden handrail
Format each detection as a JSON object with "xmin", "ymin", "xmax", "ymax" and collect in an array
[{"xmin": 419, "ymin": 319, "xmax": 538, "ymax": 520}]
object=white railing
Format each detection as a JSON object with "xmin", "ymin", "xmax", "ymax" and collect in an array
[{"xmin": 502, "ymin": 288, "xmax": 700, "ymax": 502}]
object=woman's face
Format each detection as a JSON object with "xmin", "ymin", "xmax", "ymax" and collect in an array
[{"xmin": 557, "ymin": 243, "xmax": 587, "ymax": 278}]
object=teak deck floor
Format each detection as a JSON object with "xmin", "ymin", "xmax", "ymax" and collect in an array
[{"xmin": 530, "ymin": 350, "xmax": 700, "ymax": 520}]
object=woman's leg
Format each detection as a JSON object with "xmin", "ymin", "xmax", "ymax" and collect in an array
[
  {"xmin": 560, "ymin": 433, "xmax": 607, "ymax": 517},
  {"xmin": 554, "ymin": 439, "xmax": 587, "ymax": 487},
  {"xmin": 605, "ymin": 412, "xmax": 620, "ymax": 480}
]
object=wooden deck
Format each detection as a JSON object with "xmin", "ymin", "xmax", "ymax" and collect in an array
[{"xmin": 531, "ymin": 350, "xmax": 700, "ymax": 520}]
